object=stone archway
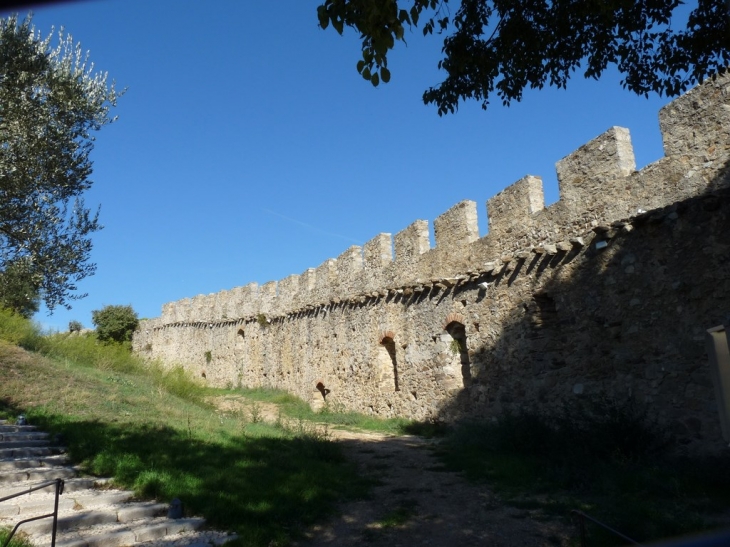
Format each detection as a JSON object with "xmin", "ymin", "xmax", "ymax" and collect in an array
[
  {"xmin": 233, "ymin": 325, "xmax": 248, "ymax": 387},
  {"xmin": 444, "ymin": 315, "xmax": 472, "ymax": 387},
  {"xmin": 378, "ymin": 331, "xmax": 400, "ymax": 392}
]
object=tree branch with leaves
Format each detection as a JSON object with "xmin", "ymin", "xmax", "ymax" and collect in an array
[
  {"xmin": 318, "ymin": 0, "xmax": 730, "ymax": 115},
  {"xmin": 0, "ymin": 14, "xmax": 121, "ymax": 312}
]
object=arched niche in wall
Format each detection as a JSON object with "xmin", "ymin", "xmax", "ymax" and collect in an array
[
  {"xmin": 444, "ymin": 318, "xmax": 472, "ymax": 387},
  {"xmin": 378, "ymin": 331, "xmax": 400, "ymax": 392},
  {"xmin": 233, "ymin": 326, "xmax": 248, "ymax": 386},
  {"xmin": 235, "ymin": 327, "xmax": 245, "ymax": 350}
]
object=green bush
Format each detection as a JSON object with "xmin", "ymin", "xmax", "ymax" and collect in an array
[
  {"xmin": 0, "ymin": 307, "xmax": 42, "ymax": 346},
  {"xmin": 92, "ymin": 304, "xmax": 139, "ymax": 343},
  {"xmin": 38, "ymin": 332, "xmax": 142, "ymax": 374},
  {"xmin": 68, "ymin": 320, "xmax": 83, "ymax": 333},
  {"xmin": 147, "ymin": 362, "xmax": 207, "ymax": 403}
]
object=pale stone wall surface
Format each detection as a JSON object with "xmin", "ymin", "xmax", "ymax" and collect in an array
[{"xmin": 134, "ymin": 74, "xmax": 730, "ymax": 453}]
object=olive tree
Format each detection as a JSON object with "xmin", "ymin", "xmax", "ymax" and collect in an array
[
  {"xmin": 0, "ymin": 14, "xmax": 121, "ymax": 312},
  {"xmin": 0, "ymin": 257, "xmax": 40, "ymax": 318}
]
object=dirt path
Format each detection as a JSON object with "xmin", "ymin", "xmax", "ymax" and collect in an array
[
  {"xmin": 294, "ymin": 430, "xmax": 571, "ymax": 547},
  {"xmin": 211, "ymin": 396, "xmax": 572, "ymax": 546}
]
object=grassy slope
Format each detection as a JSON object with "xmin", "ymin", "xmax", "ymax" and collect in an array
[{"xmin": 0, "ymin": 341, "xmax": 368, "ymax": 547}]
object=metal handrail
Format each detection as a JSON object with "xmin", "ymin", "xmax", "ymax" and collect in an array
[
  {"xmin": 0, "ymin": 478, "xmax": 65, "ymax": 547},
  {"xmin": 571, "ymin": 509, "xmax": 643, "ymax": 546}
]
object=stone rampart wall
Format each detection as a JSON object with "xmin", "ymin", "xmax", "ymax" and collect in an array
[{"xmin": 134, "ymin": 74, "xmax": 730, "ymax": 453}]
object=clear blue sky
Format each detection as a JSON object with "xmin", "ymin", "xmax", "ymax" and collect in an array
[{"xmin": 17, "ymin": 0, "xmax": 682, "ymax": 331}]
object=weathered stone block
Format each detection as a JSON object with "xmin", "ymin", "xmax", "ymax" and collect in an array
[
  {"xmin": 363, "ymin": 233, "xmax": 392, "ymax": 270},
  {"xmin": 660, "ymin": 72, "xmax": 730, "ymax": 158},
  {"xmin": 556, "ymin": 126, "xmax": 635, "ymax": 214},
  {"xmin": 434, "ymin": 200, "xmax": 479, "ymax": 249},
  {"xmin": 487, "ymin": 176, "xmax": 544, "ymax": 237},
  {"xmin": 394, "ymin": 220, "xmax": 429, "ymax": 265}
]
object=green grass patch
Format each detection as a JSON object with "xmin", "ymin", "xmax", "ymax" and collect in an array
[
  {"xmin": 28, "ymin": 411, "xmax": 367, "ymax": 546},
  {"xmin": 237, "ymin": 387, "xmax": 415, "ymax": 435},
  {"xmin": 435, "ymin": 400, "xmax": 730, "ymax": 546},
  {"xmin": 237, "ymin": 387, "xmax": 311, "ymax": 410},
  {"xmin": 377, "ymin": 504, "xmax": 417, "ymax": 528},
  {"xmin": 0, "ymin": 527, "xmax": 35, "ymax": 547}
]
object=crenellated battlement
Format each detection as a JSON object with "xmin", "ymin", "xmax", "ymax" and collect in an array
[
  {"xmin": 486, "ymin": 175, "xmax": 544, "ymax": 239},
  {"xmin": 556, "ymin": 126, "xmax": 636, "ymax": 209},
  {"xmin": 135, "ymin": 74, "xmax": 730, "ymax": 452},
  {"xmin": 144, "ymin": 71, "xmax": 730, "ymax": 328},
  {"xmin": 434, "ymin": 200, "xmax": 479, "ymax": 248}
]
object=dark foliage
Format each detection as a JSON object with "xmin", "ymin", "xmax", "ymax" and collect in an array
[
  {"xmin": 68, "ymin": 320, "xmax": 82, "ymax": 332},
  {"xmin": 318, "ymin": 0, "xmax": 730, "ymax": 114}
]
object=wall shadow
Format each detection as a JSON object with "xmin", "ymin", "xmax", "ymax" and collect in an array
[{"xmin": 433, "ymin": 159, "xmax": 730, "ymax": 452}]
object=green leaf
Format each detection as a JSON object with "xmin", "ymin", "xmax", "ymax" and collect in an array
[
  {"xmin": 410, "ymin": 6, "xmax": 419, "ymax": 26},
  {"xmin": 381, "ymin": 67, "xmax": 391, "ymax": 83},
  {"xmin": 371, "ymin": 72, "xmax": 379, "ymax": 87},
  {"xmin": 317, "ymin": 6, "xmax": 329, "ymax": 30},
  {"xmin": 362, "ymin": 67, "xmax": 371, "ymax": 80},
  {"xmin": 356, "ymin": 60, "xmax": 365, "ymax": 73},
  {"xmin": 332, "ymin": 18, "xmax": 343, "ymax": 34}
]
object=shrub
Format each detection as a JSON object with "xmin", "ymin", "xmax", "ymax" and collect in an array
[
  {"xmin": 92, "ymin": 305, "xmax": 139, "ymax": 343},
  {"xmin": 0, "ymin": 307, "xmax": 42, "ymax": 346},
  {"xmin": 40, "ymin": 331, "xmax": 142, "ymax": 373},
  {"xmin": 69, "ymin": 320, "xmax": 83, "ymax": 333}
]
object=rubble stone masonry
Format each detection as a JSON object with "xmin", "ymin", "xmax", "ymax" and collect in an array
[{"xmin": 133, "ymin": 73, "xmax": 730, "ymax": 453}]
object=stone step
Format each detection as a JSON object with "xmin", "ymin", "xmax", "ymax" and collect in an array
[
  {"xmin": 116, "ymin": 502, "xmax": 169, "ymax": 523},
  {"xmin": 0, "ymin": 476, "xmax": 107, "ymax": 499},
  {"xmin": 0, "ymin": 422, "xmax": 227, "ymax": 546},
  {"xmin": 20, "ymin": 502, "xmax": 169, "ymax": 535},
  {"xmin": 0, "ymin": 423, "xmax": 38, "ymax": 432},
  {"xmin": 0, "ymin": 489, "xmax": 134, "ymax": 518},
  {"xmin": 0, "ymin": 445, "xmax": 60, "ymax": 458},
  {"xmin": 0, "ymin": 439, "xmax": 50, "ymax": 449},
  {"xmin": 0, "ymin": 465, "xmax": 78, "ymax": 484},
  {"xmin": 33, "ymin": 516, "xmax": 206, "ymax": 547},
  {"xmin": 134, "ymin": 529, "xmax": 238, "ymax": 546},
  {"xmin": 0, "ymin": 431, "xmax": 49, "ymax": 442},
  {"xmin": 0, "ymin": 454, "xmax": 68, "ymax": 471}
]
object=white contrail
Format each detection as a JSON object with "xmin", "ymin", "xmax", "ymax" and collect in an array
[{"xmin": 262, "ymin": 208, "xmax": 362, "ymax": 244}]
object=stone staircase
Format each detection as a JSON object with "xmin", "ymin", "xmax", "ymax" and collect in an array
[{"xmin": 0, "ymin": 420, "xmax": 236, "ymax": 546}]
